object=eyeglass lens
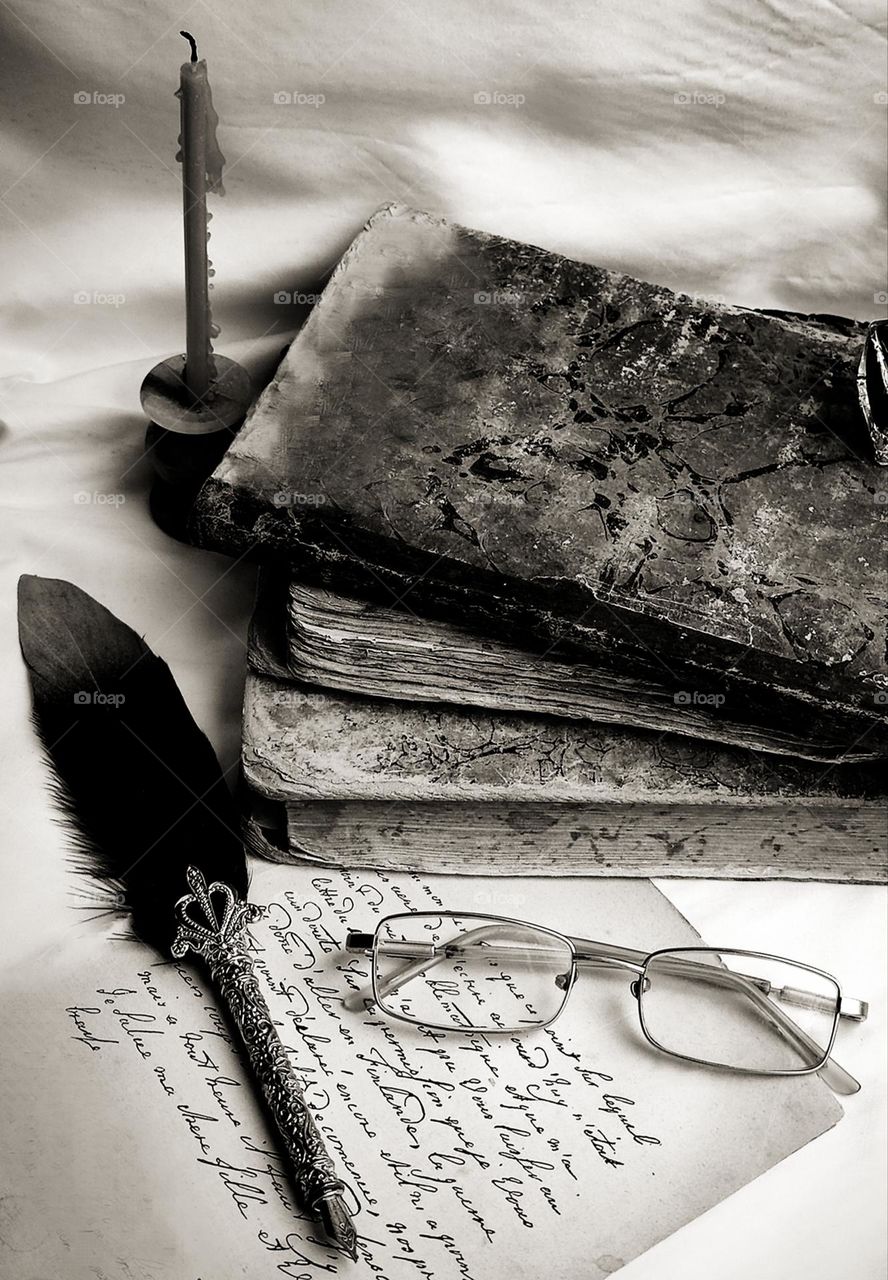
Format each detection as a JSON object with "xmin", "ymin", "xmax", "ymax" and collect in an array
[
  {"xmin": 639, "ymin": 949, "xmax": 841, "ymax": 1073},
  {"xmin": 374, "ymin": 913, "xmax": 574, "ymax": 1032}
]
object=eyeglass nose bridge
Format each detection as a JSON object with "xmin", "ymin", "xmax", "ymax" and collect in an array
[{"xmin": 565, "ymin": 950, "xmax": 648, "ymax": 997}]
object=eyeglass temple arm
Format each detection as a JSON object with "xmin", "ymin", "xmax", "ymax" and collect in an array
[
  {"xmin": 567, "ymin": 938, "xmax": 867, "ymax": 1021},
  {"xmin": 568, "ymin": 937, "xmax": 862, "ymax": 1096}
]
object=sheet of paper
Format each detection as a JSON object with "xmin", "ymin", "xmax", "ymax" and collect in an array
[{"xmin": 0, "ymin": 862, "xmax": 841, "ymax": 1280}]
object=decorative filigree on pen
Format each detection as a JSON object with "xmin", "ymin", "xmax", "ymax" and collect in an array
[
  {"xmin": 172, "ymin": 865, "xmax": 263, "ymax": 959},
  {"xmin": 173, "ymin": 866, "xmax": 358, "ymax": 1260}
]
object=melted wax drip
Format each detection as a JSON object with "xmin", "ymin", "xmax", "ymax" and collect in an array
[
  {"xmin": 203, "ymin": 90, "xmax": 225, "ymax": 369},
  {"xmin": 174, "ymin": 32, "xmax": 226, "ymax": 380}
]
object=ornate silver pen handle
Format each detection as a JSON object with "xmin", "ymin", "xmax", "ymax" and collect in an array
[{"xmin": 171, "ymin": 866, "xmax": 357, "ymax": 1260}]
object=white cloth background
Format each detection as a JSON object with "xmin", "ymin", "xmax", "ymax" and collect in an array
[{"xmin": 0, "ymin": 2, "xmax": 885, "ymax": 1278}]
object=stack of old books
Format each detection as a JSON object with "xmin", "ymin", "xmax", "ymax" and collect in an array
[{"xmin": 191, "ymin": 204, "xmax": 887, "ymax": 882}]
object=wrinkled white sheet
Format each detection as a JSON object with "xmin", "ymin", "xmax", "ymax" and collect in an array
[{"xmin": 0, "ymin": 2, "xmax": 885, "ymax": 1277}]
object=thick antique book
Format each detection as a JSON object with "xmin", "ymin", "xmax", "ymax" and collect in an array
[
  {"xmin": 193, "ymin": 203, "xmax": 888, "ymax": 759},
  {"xmin": 265, "ymin": 575, "xmax": 881, "ymax": 763},
  {"xmin": 241, "ymin": 619, "xmax": 887, "ymax": 881}
]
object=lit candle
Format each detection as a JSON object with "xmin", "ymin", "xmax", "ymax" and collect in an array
[{"xmin": 176, "ymin": 31, "xmax": 225, "ymax": 401}]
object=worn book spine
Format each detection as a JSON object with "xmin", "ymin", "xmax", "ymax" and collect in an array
[
  {"xmin": 239, "ymin": 656, "xmax": 886, "ymax": 881},
  {"xmin": 269, "ymin": 799, "xmax": 886, "ymax": 884},
  {"xmin": 200, "ymin": 486, "xmax": 888, "ymax": 760},
  {"xmin": 242, "ymin": 665, "xmax": 884, "ymax": 805},
  {"xmin": 271, "ymin": 577, "xmax": 882, "ymax": 763}
]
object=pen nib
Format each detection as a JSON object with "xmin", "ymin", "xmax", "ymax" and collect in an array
[{"xmin": 319, "ymin": 1193, "xmax": 358, "ymax": 1261}]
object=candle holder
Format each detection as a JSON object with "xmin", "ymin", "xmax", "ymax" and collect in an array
[
  {"xmin": 140, "ymin": 353, "xmax": 251, "ymax": 541},
  {"xmin": 138, "ymin": 33, "xmax": 251, "ymax": 542}
]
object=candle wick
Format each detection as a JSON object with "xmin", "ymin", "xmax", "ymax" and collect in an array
[{"xmin": 180, "ymin": 30, "xmax": 198, "ymax": 63}]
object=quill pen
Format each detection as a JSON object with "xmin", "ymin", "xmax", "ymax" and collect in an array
[{"xmin": 17, "ymin": 575, "xmax": 357, "ymax": 1260}]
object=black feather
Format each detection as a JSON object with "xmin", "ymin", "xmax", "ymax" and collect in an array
[{"xmin": 17, "ymin": 575, "xmax": 247, "ymax": 953}]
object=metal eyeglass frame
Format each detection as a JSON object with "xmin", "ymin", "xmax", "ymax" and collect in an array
[{"xmin": 344, "ymin": 912, "xmax": 868, "ymax": 1096}]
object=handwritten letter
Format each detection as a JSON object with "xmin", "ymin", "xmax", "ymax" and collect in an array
[{"xmin": 0, "ymin": 867, "xmax": 841, "ymax": 1279}]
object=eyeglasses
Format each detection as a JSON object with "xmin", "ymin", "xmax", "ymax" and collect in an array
[{"xmin": 344, "ymin": 912, "xmax": 868, "ymax": 1095}]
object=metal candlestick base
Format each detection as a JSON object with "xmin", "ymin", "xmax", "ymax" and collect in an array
[
  {"xmin": 140, "ymin": 353, "xmax": 251, "ymax": 435},
  {"xmin": 139, "ymin": 354, "xmax": 252, "ymax": 542}
]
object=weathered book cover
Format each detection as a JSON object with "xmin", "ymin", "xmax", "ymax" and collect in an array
[
  {"xmin": 194, "ymin": 203, "xmax": 888, "ymax": 756},
  {"xmin": 240, "ymin": 663, "xmax": 887, "ymax": 881}
]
